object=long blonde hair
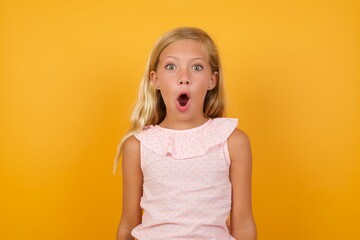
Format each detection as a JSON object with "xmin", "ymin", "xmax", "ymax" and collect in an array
[{"xmin": 113, "ymin": 27, "xmax": 225, "ymax": 173}]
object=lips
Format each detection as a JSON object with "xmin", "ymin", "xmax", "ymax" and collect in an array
[{"xmin": 176, "ymin": 93, "xmax": 190, "ymax": 112}]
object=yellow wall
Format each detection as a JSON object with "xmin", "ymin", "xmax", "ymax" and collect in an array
[{"xmin": 1, "ymin": 0, "xmax": 359, "ymax": 239}]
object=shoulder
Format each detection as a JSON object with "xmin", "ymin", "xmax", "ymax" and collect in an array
[
  {"xmin": 228, "ymin": 128, "xmax": 250, "ymax": 147},
  {"xmin": 123, "ymin": 135, "xmax": 140, "ymax": 151},
  {"xmin": 227, "ymin": 128, "xmax": 252, "ymax": 161},
  {"xmin": 122, "ymin": 135, "xmax": 140, "ymax": 155},
  {"xmin": 121, "ymin": 135, "xmax": 142, "ymax": 173}
]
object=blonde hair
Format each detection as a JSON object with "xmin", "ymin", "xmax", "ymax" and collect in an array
[{"xmin": 113, "ymin": 27, "xmax": 225, "ymax": 173}]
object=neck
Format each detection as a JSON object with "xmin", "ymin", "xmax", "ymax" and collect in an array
[{"xmin": 158, "ymin": 115, "xmax": 210, "ymax": 130}]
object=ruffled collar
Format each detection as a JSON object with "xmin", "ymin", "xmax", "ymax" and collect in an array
[{"xmin": 134, "ymin": 118, "xmax": 238, "ymax": 159}]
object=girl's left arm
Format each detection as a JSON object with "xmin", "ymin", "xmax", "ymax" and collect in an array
[{"xmin": 228, "ymin": 128, "xmax": 257, "ymax": 240}]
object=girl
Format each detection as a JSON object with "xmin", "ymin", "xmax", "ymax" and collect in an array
[{"xmin": 114, "ymin": 27, "xmax": 256, "ymax": 240}]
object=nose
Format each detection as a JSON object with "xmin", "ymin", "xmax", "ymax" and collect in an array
[
  {"xmin": 178, "ymin": 79, "xmax": 190, "ymax": 85},
  {"xmin": 178, "ymin": 69, "xmax": 191, "ymax": 85}
]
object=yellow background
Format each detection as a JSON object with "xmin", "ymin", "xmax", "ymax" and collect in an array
[{"xmin": 1, "ymin": 0, "xmax": 359, "ymax": 239}]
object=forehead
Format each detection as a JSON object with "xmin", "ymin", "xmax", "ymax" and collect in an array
[{"xmin": 159, "ymin": 39, "xmax": 209, "ymax": 60}]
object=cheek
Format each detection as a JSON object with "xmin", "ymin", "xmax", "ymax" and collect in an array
[
  {"xmin": 159, "ymin": 81, "xmax": 177, "ymax": 93},
  {"xmin": 193, "ymin": 78, "xmax": 210, "ymax": 93},
  {"xmin": 158, "ymin": 84, "xmax": 176, "ymax": 103},
  {"xmin": 191, "ymin": 86, "xmax": 209, "ymax": 104}
]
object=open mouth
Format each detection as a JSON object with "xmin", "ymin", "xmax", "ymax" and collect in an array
[{"xmin": 177, "ymin": 94, "xmax": 190, "ymax": 107}]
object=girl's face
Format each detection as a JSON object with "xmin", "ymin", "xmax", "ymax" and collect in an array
[{"xmin": 150, "ymin": 39, "xmax": 217, "ymax": 123}]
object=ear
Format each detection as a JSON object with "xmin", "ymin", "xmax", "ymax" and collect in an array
[
  {"xmin": 150, "ymin": 70, "xmax": 159, "ymax": 89},
  {"xmin": 208, "ymin": 71, "xmax": 218, "ymax": 90}
]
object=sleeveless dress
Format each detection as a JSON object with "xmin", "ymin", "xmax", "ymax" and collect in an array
[{"xmin": 131, "ymin": 118, "xmax": 238, "ymax": 240}]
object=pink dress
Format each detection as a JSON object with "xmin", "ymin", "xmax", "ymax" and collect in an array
[{"xmin": 131, "ymin": 118, "xmax": 238, "ymax": 240}]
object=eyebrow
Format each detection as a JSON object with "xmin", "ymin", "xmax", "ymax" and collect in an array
[{"xmin": 163, "ymin": 56, "xmax": 206, "ymax": 62}]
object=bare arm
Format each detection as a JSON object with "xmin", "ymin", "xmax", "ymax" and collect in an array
[
  {"xmin": 228, "ymin": 129, "xmax": 257, "ymax": 240},
  {"xmin": 116, "ymin": 136, "xmax": 143, "ymax": 240}
]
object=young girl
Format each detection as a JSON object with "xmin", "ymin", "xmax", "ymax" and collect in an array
[{"xmin": 114, "ymin": 27, "xmax": 256, "ymax": 240}]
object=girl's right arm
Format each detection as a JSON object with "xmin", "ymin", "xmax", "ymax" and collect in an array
[{"xmin": 116, "ymin": 136, "xmax": 143, "ymax": 240}]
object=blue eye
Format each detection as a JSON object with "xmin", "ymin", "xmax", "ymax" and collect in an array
[
  {"xmin": 165, "ymin": 64, "xmax": 176, "ymax": 70},
  {"xmin": 192, "ymin": 65, "xmax": 203, "ymax": 71}
]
